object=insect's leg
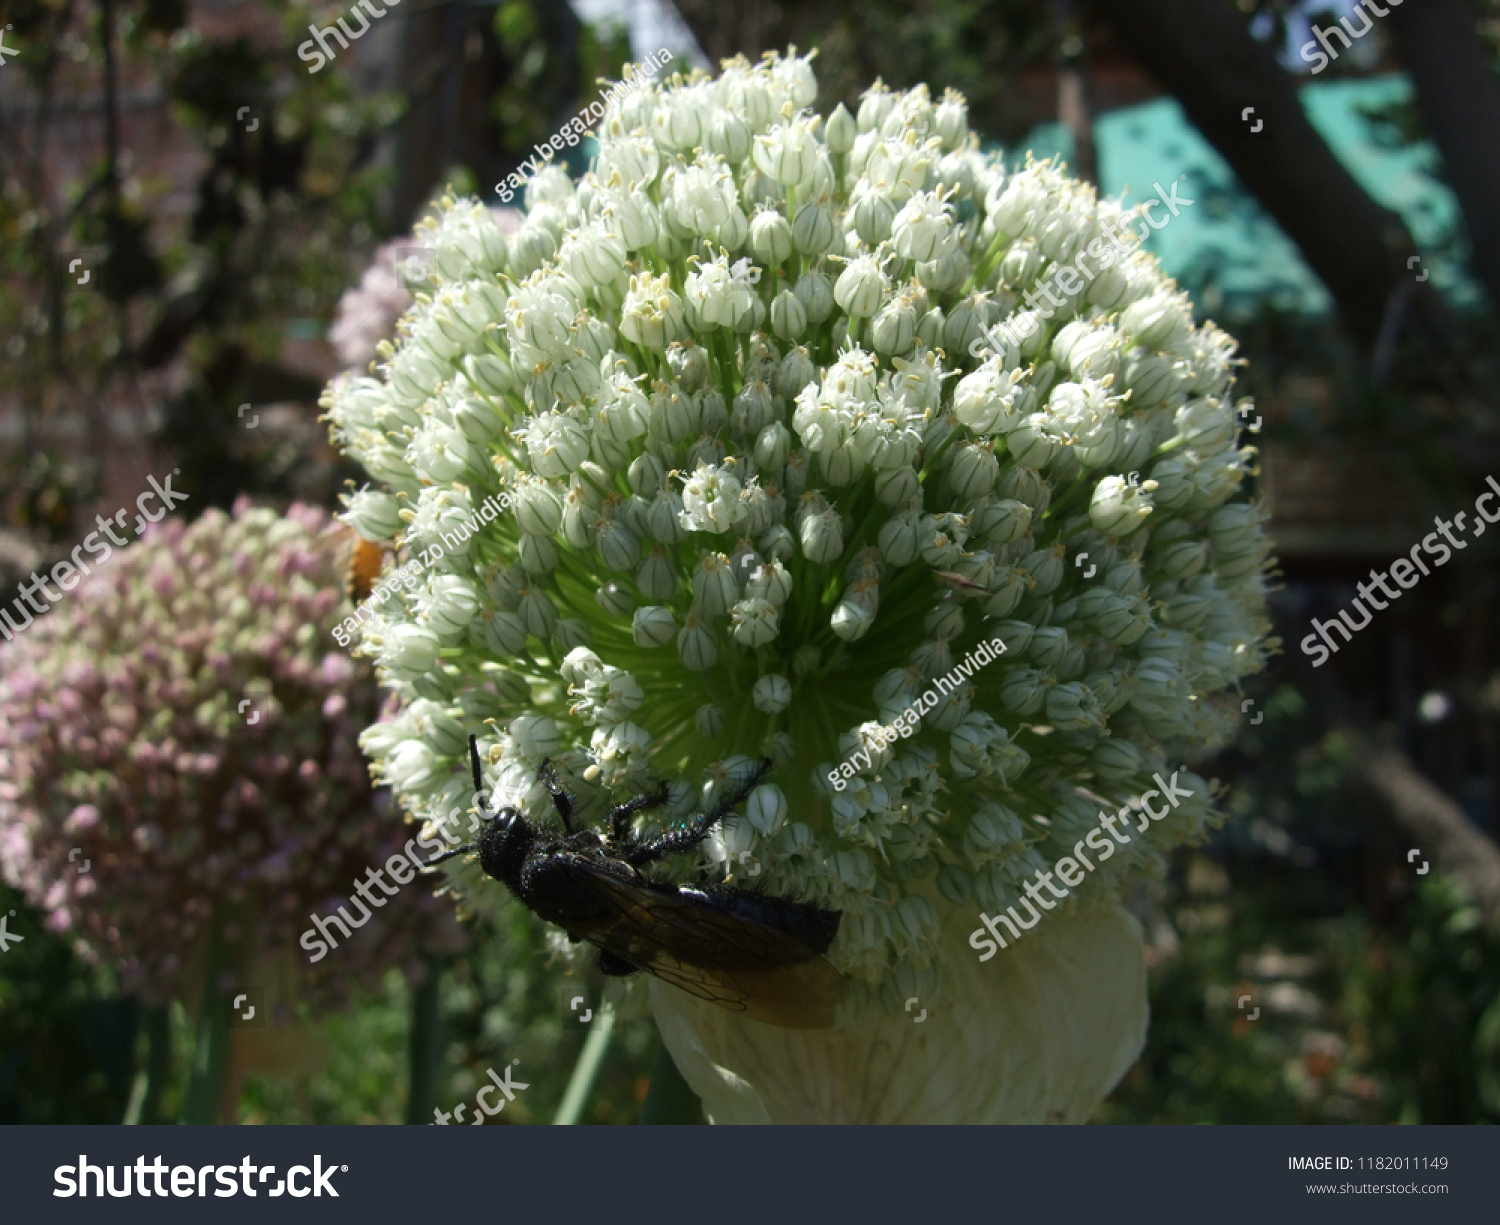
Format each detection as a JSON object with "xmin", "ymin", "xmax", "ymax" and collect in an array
[
  {"xmin": 626, "ymin": 758, "xmax": 773, "ymax": 866},
  {"xmin": 537, "ymin": 757, "xmax": 575, "ymax": 833},
  {"xmin": 598, "ymin": 950, "xmax": 638, "ymax": 977},
  {"xmin": 424, "ymin": 842, "xmax": 476, "ymax": 867},
  {"xmin": 606, "ymin": 779, "xmax": 673, "ymax": 844}
]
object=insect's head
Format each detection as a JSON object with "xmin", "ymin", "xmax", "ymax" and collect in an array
[
  {"xmin": 461, "ymin": 734, "xmax": 535, "ymax": 886},
  {"xmin": 474, "ymin": 801, "xmax": 530, "ymax": 883}
]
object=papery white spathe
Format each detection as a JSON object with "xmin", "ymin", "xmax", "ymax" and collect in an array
[{"xmin": 650, "ymin": 900, "xmax": 1147, "ymax": 1124}]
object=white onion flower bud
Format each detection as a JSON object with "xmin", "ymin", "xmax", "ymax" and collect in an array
[
  {"xmin": 1090, "ymin": 475, "xmax": 1155, "ymax": 536},
  {"xmin": 798, "ymin": 501, "xmax": 844, "ymax": 562},
  {"xmin": 382, "ymin": 624, "xmax": 441, "ymax": 678},
  {"xmin": 793, "ymin": 269, "xmax": 835, "ymax": 322},
  {"xmin": 753, "ymin": 115, "xmax": 826, "ymax": 190},
  {"xmin": 631, "ymin": 605, "xmax": 677, "ymax": 647},
  {"xmin": 892, "ymin": 190, "xmax": 958, "ymax": 263},
  {"xmin": 824, "ymin": 101, "xmax": 857, "ymax": 155},
  {"xmin": 635, "ymin": 548, "xmax": 677, "ymax": 601},
  {"xmin": 621, "ymin": 272, "xmax": 687, "ymax": 348},
  {"xmin": 946, "ymin": 441, "xmax": 999, "ymax": 499},
  {"xmin": 695, "ymin": 702, "xmax": 727, "ymax": 739},
  {"xmin": 749, "ymin": 207, "xmax": 793, "ymax": 268},
  {"xmin": 770, "ymin": 289, "xmax": 807, "ymax": 340},
  {"xmin": 745, "ymin": 782, "xmax": 788, "ymax": 833},
  {"xmin": 870, "ymin": 297, "xmax": 917, "ymax": 356},
  {"xmin": 852, "ymin": 190, "xmax": 897, "ymax": 246},
  {"xmin": 791, "ymin": 202, "xmax": 837, "ymax": 257},
  {"xmin": 692, "ymin": 552, "xmax": 740, "ymax": 616},
  {"xmin": 559, "ymin": 219, "xmax": 627, "ymax": 289},
  {"xmin": 833, "ymin": 253, "xmax": 889, "ymax": 318},
  {"xmin": 708, "ymin": 109, "xmax": 753, "ymax": 164},
  {"xmin": 677, "ymin": 611, "xmax": 719, "ymax": 671},
  {"xmin": 344, "ymin": 490, "xmax": 403, "ymax": 541},
  {"xmin": 731, "ymin": 597, "xmax": 780, "ymax": 646},
  {"xmin": 595, "ymin": 520, "xmax": 642, "ymax": 572},
  {"xmin": 858, "ymin": 82, "xmax": 896, "ymax": 133},
  {"xmin": 1120, "ymin": 291, "xmax": 1191, "ymax": 351}
]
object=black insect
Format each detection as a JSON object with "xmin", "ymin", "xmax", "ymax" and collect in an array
[{"xmin": 432, "ymin": 736, "xmax": 848, "ymax": 1029}]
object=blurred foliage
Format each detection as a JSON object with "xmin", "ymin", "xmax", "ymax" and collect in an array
[
  {"xmin": 1102, "ymin": 675, "xmax": 1500, "ymax": 1123},
  {"xmin": 0, "ymin": 0, "xmax": 400, "ymax": 514},
  {"xmin": 239, "ymin": 901, "xmax": 659, "ymax": 1125},
  {"xmin": 0, "ymin": 884, "xmax": 134, "ymax": 1124},
  {"xmin": 1104, "ymin": 853, "xmax": 1500, "ymax": 1123},
  {"xmin": 804, "ymin": 0, "xmax": 1048, "ymax": 127},
  {"xmin": 677, "ymin": 0, "xmax": 1051, "ymax": 142},
  {"xmin": 492, "ymin": 0, "xmax": 628, "ymax": 174},
  {"xmin": 0, "ymin": 878, "xmax": 660, "ymax": 1124},
  {"xmin": 0, "ymin": 451, "xmax": 99, "ymax": 542}
]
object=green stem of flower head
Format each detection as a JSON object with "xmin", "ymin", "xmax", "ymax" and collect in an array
[
  {"xmin": 578, "ymin": 466, "xmax": 615, "ymax": 504},
  {"xmin": 182, "ymin": 914, "xmax": 235, "ymax": 1125},
  {"xmin": 872, "ymin": 573, "xmax": 938, "ymax": 639},
  {"xmin": 715, "ymin": 329, "xmax": 741, "ymax": 399},
  {"xmin": 966, "ymin": 228, "xmax": 1011, "ymax": 296},
  {"xmin": 918, "ymin": 428, "xmax": 962, "ymax": 484},
  {"xmin": 836, "ymin": 473, "xmax": 887, "ymax": 562},
  {"xmin": 123, "ymin": 1005, "xmax": 172, "ymax": 1125},
  {"xmin": 553, "ymin": 986, "xmax": 618, "ymax": 1126},
  {"xmin": 796, "ymin": 555, "xmax": 837, "ymax": 644},
  {"xmin": 404, "ymin": 956, "xmax": 445, "ymax": 1124},
  {"xmin": 1060, "ymin": 521, "xmax": 1100, "ymax": 547},
  {"xmin": 1042, "ymin": 470, "xmax": 1092, "ymax": 521},
  {"xmin": 640, "ymin": 1040, "xmax": 702, "ymax": 1124}
]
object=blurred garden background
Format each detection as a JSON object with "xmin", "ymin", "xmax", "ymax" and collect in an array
[{"xmin": 3, "ymin": 0, "xmax": 1500, "ymax": 1124}]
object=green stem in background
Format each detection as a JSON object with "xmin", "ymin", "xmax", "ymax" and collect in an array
[
  {"xmin": 404, "ymin": 957, "xmax": 445, "ymax": 1125},
  {"xmin": 181, "ymin": 919, "xmax": 233, "ymax": 1125},
  {"xmin": 552, "ymin": 987, "xmax": 618, "ymax": 1125},
  {"xmin": 123, "ymin": 1005, "xmax": 172, "ymax": 1125},
  {"xmin": 640, "ymin": 1039, "xmax": 703, "ymax": 1124}
]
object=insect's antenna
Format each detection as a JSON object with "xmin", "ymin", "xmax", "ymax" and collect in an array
[{"xmin": 469, "ymin": 735, "xmax": 487, "ymax": 809}]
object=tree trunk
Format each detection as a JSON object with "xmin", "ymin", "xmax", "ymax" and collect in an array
[
  {"xmin": 1353, "ymin": 736, "xmax": 1500, "ymax": 930},
  {"xmin": 1386, "ymin": 0, "xmax": 1500, "ymax": 313},
  {"xmin": 1088, "ymin": 0, "xmax": 1446, "ymax": 357}
]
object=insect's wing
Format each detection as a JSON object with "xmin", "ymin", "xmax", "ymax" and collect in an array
[{"xmin": 563, "ymin": 869, "xmax": 849, "ymax": 1030}]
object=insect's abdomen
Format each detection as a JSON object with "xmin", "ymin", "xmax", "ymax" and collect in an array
[{"xmin": 699, "ymin": 884, "xmax": 842, "ymax": 954}]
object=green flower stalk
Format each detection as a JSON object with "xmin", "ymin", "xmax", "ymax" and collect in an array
[{"xmin": 323, "ymin": 51, "xmax": 1273, "ymax": 1123}]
